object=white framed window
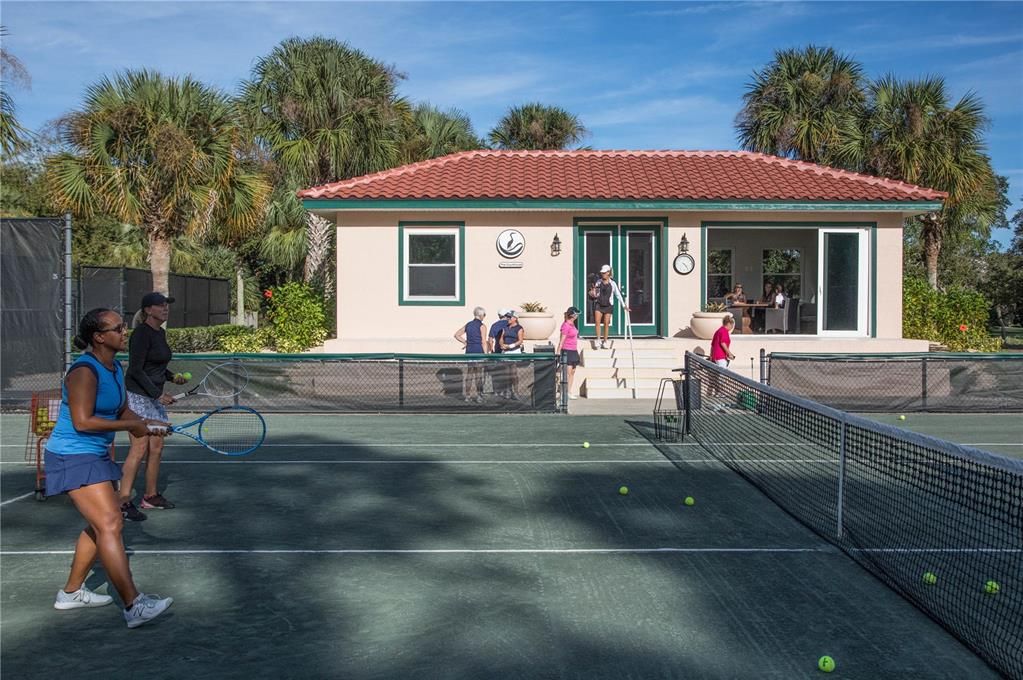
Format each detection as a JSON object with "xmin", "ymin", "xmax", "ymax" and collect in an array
[{"xmin": 399, "ymin": 223, "xmax": 464, "ymax": 305}]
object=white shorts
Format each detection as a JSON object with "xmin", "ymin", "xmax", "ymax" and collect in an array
[
  {"xmin": 503, "ymin": 347, "xmax": 523, "ymax": 354},
  {"xmin": 127, "ymin": 391, "xmax": 168, "ymax": 421},
  {"xmin": 714, "ymin": 359, "xmax": 730, "ymax": 368}
]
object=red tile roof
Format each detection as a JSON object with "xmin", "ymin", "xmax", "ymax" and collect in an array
[{"xmin": 298, "ymin": 150, "xmax": 946, "ymax": 203}]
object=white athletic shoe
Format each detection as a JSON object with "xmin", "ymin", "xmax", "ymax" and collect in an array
[
  {"xmin": 124, "ymin": 592, "xmax": 173, "ymax": 629},
  {"xmin": 54, "ymin": 585, "xmax": 113, "ymax": 610},
  {"xmin": 568, "ymin": 394, "xmax": 578, "ymax": 400}
]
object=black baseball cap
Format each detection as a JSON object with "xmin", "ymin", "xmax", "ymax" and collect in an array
[
  {"xmin": 566, "ymin": 306, "xmax": 580, "ymax": 316},
  {"xmin": 140, "ymin": 292, "xmax": 175, "ymax": 307}
]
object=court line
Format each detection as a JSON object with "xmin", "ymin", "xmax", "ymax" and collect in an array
[
  {"xmin": 0, "ymin": 458, "xmax": 840, "ymax": 465},
  {"xmin": 0, "ymin": 492, "xmax": 34, "ymax": 506},
  {"xmin": 1, "ymin": 441, "xmax": 1019, "ymax": 448},
  {"xmin": 2, "ymin": 547, "xmax": 833, "ymax": 556}
]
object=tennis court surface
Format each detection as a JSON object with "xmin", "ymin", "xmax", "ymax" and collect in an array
[{"xmin": 2, "ymin": 406, "xmax": 1017, "ymax": 679}]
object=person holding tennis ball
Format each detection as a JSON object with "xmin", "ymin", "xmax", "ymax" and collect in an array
[
  {"xmin": 119, "ymin": 292, "xmax": 188, "ymax": 520},
  {"xmin": 46, "ymin": 308, "xmax": 173, "ymax": 628}
]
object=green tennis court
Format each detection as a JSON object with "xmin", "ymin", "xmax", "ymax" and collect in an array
[{"xmin": 1, "ymin": 410, "xmax": 1012, "ymax": 678}]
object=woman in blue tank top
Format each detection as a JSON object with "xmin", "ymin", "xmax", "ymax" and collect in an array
[
  {"xmin": 45, "ymin": 308, "xmax": 173, "ymax": 628},
  {"xmin": 454, "ymin": 307, "xmax": 488, "ymax": 402}
]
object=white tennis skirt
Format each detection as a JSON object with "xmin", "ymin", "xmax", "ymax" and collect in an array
[{"xmin": 127, "ymin": 391, "xmax": 168, "ymax": 421}]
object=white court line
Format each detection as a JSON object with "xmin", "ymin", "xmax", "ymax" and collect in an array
[
  {"xmin": 0, "ymin": 458, "xmax": 840, "ymax": 465},
  {"xmin": 1, "ymin": 547, "xmax": 832, "ymax": 556},
  {"xmin": 0, "ymin": 492, "xmax": 34, "ymax": 506},
  {"xmin": 1, "ymin": 441, "xmax": 1018, "ymax": 448}
]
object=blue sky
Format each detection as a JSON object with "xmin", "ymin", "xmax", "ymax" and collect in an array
[{"xmin": 3, "ymin": 1, "xmax": 1021, "ymax": 246}]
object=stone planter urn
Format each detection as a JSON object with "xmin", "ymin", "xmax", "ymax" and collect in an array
[
  {"xmin": 690, "ymin": 311, "xmax": 731, "ymax": 340},
  {"xmin": 517, "ymin": 312, "xmax": 557, "ymax": 341}
]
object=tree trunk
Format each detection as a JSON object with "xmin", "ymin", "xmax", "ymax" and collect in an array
[
  {"xmin": 149, "ymin": 232, "xmax": 173, "ymax": 296},
  {"xmin": 304, "ymin": 212, "xmax": 332, "ymax": 286},
  {"xmin": 921, "ymin": 214, "xmax": 942, "ymax": 290}
]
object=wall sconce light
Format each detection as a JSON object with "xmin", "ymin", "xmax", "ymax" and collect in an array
[
  {"xmin": 551, "ymin": 233, "xmax": 562, "ymax": 257},
  {"xmin": 677, "ymin": 233, "xmax": 690, "ymax": 254}
]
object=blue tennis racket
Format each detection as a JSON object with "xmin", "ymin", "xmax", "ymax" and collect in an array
[{"xmin": 156, "ymin": 406, "xmax": 266, "ymax": 456}]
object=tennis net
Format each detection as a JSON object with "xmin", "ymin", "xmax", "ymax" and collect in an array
[{"xmin": 682, "ymin": 353, "xmax": 1023, "ymax": 678}]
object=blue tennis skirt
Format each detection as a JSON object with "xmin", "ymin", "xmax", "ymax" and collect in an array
[{"xmin": 44, "ymin": 450, "xmax": 121, "ymax": 496}]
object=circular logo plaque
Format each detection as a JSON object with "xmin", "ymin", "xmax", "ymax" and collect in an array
[{"xmin": 496, "ymin": 229, "xmax": 525, "ymax": 258}]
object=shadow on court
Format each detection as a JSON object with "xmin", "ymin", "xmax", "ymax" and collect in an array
[{"xmin": 0, "ymin": 415, "xmax": 1005, "ymax": 680}]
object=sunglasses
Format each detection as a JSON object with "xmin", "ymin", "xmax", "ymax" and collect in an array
[{"xmin": 99, "ymin": 322, "xmax": 129, "ymax": 333}]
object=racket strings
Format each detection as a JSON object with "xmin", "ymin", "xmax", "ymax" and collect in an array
[
  {"xmin": 196, "ymin": 408, "xmax": 265, "ymax": 455},
  {"xmin": 201, "ymin": 363, "xmax": 250, "ymax": 398}
]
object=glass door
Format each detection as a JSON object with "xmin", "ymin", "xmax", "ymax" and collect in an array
[
  {"xmin": 818, "ymin": 228, "xmax": 869, "ymax": 336},
  {"xmin": 577, "ymin": 224, "xmax": 660, "ymax": 337}
]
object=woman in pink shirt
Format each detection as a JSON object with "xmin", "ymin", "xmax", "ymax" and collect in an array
[
  {"xmin": 710, "ymin": 315, "xmax": 736, "ymax": 367},
  {"xmin": 556, "ymin": 307, "xmax": 581, "ymax": 399}
]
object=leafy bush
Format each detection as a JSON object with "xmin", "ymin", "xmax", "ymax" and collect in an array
[
  {"xmin": 903, "ymin": 277, "xmax": 1002, "ymax": 351},
  {"xmin": 702, "ymin": 302, "xmax": 728, "ymax": 312},
  {"xmin": 165, "ymin": 325, "xmax": 255, "ymax": 353},
  {"xmin": 220, "ymin": 326, "xmax": 273, "ymax": 353},
  {"xmin": 520, "ymin": 301, "xmax": 547, "ymax": 313},
  {"xmin": 265, "ymin": 282, "xmax": 328, "ymax": 353}
]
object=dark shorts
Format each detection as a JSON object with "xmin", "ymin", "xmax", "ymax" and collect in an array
[
  {"xmin": 44, "ymin": 450, "xmax": 121, "ymax": 497},
  {"xmin": 465, "ymin": 344, "xmax": 485, "ymax": 355},
  {"xmin": 563, "ymin": 349, "xmax": 580, "ymax": 367},
  {"xmin": 594, "ymin": 304, "xmax": 613, "ymax": 315}
]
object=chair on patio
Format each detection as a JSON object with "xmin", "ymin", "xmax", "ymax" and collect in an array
[{"xmin": 764, "ymin": 301, "xmax": 799, "ymax": 334}]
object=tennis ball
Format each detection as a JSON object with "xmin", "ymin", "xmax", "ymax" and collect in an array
[
  {"xmin": 818, "ymin": 656, "xmax": 836, "ymax": 673},
  {"xmin": 684, "ymin": 496, "xmax": 695, "ymax": 506},
  {"xmin": 182, "ymin": 372, "xmax": 192, "ymax": 380},
  {"xmin": 922, "ymin": 571, "xmax": 937, "ymax": 585},
  {"xmin": 582, "ymin": 441, "xmax": 590, "ymax": 448},
  {"xmin": 898, "ymin": 414, "xmax": 906, "ymax": 421},
  {"xmin": 618, "ymin": 486, "xmax": 629, "ymax": 496},
  {"xmin": 984, "ymin": 580, "xmax": 1000, "ymax": 594}
]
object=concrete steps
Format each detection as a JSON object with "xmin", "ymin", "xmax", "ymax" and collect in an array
[{"xmin": 579, "ymin": 342, "xmax": 682, "ymax": 399}]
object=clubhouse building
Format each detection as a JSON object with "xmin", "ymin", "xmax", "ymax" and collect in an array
[{"xmin": 299, "ymin": 150, "xmax": 944, "ymax": 395}]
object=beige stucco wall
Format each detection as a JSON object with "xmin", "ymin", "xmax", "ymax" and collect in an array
[{"xmin": 323, "ymin": 209, "xmax": 908, "ymax": 351}]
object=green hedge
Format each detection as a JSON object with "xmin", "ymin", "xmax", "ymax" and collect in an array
[
  {"xmin": 903, "ymin": 277, "xmax": 1002, "ymax": 352},
  {"xmin": 164, "ymin": 325, "xmax": 257, "ymax": 353}
]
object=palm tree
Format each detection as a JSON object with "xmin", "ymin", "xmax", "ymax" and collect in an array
[
  {"xmin": 46, "ymin": 69, "xmax": 269, "ymax": 294},
  {"xmin": 238, "ymin": 37, "xmax": 409, "ymax": 289},
  {"xmin": 399, "ymin": 103, "xmax": 482, "ymax": 163},
  {"xmin": 864, "ymin": 75, "xmax": 998, "ymax": 288},
  {"xmin": 736, "ymin": 45, "xmax": 866, "ymax": 168},
  {"xmin": 488, "ymin": 103, "xmax": 587, "ymax": 150},
  {"xmin": 1, "ymin": 26, "xmax": 31, "ymax": 155}
]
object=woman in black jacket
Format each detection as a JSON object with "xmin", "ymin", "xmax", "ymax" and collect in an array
[{"xmin": 117, "ymin": 293, "xmax": 186, "ymax": 521}]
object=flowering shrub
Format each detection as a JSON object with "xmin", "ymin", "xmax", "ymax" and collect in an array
[
  {"xmin": 264, "ymin": 282, "xmax": 328, "ymax": 353},
  {"xmin": 902, "ymin": 277, "xmax": 1001, "ymax": 351}
]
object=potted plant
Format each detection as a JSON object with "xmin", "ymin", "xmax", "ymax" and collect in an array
[
  {"xmin": 517, "ymin": 301, "xmax": 557, "ymax": 341},
  {"xmin": 690, "ymin": 302, "xmax": 732, "ymax": 340}
]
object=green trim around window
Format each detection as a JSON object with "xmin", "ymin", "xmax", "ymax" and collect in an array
[
  {"xmin": 397, "ymin": 221, "xmax": 465, "ymax": 306},
  {"xmin": 701, "ymin": 220, "xmax": 878, "ymax": 335},
  {"xmin": 305, "ymin": 198, "xmax": 942, "ymax": 212}
]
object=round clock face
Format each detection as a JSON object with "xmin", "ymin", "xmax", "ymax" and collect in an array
[
  {"xmin": 673, "ymin": 253, "xmax": 695, "ymax": 275},
  {"xmin": 496, "ymin": 229, "xmax": 525, "ymax": 258}
]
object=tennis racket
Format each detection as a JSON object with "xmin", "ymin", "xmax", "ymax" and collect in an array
[
  {"xmin": 171, "ymin": 361, "xmax": 249, "ymax": 402},
  {"xmin": 151, "ymin": 406, "xmax": 266, "ymax": 456}
]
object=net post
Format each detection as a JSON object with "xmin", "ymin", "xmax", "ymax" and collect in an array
[
  {"xmin": 759, "ymin": 348, "xmax": 767, "ymax": 384},
  {"xmin": 836, "ymin": 416, "xmax": 847, "ymax": 539},
  {"xmin": 559, "ymin": 352, "xmax": 568, "ymax": 413},
  {"xmin": 683, "ymin": 353, "xmax": 692, "ymax": 436},
  {"xmin": 921, "ymin": 356, "xmax": 928, "ymax": 411}
]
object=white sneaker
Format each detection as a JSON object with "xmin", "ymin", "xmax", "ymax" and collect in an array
[
  {"xmin": 568, "ymin": 394, "xmax": 578, "ymax": 400},
  {"xmin": 54, "ymin": 585, "xmax": 113, "ymax": 610},
  {"xmin": 599, "ymin": 341, "xmax": 606, "ymax": 349},
  {"xmin": 124, "ymin": 592, "xmax": 173, "ymax": 629}
]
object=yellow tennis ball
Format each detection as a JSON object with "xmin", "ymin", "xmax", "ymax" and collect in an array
[
  {"xmin": 984, "ymin": 580, "xmax": 1000, "ymax": 594},
  {"xmin": 684, "ymin": 496, "xmax": 695, "ymax": 506},
  {"xmin": 818, "ymin": 656, "xmax": 835, "ymax": 673},
  {"xmin": 182, "ymin": 372, "xmax": 192, "ymax": 380},
  {"xmin": 582, "ymin": 441, "xmax": 590, "ymax": 448},
  {"xmin": 922, "ymin": 571, "xmax": 937, "ymax": 585},
  {"xmin": 618, "ymin": 486, "xmax": 629, "ymax": 496},
  {"xmin": 898, "ymin": 415, "xmax": 906, "ymax": 421}
]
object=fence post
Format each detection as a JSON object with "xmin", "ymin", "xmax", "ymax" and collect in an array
[
  {"xmin": 683, "ymin": 353, "xmax": 692, "ymax": 436},
  {"xmin": 398, "ymin": 358, "xmax": 405, "ymax": 409},
  {"xmin": 921, "ymin": 356, "xmax": 928, "ymax": 411},
  {"xmin": 836, "ymin": 418, "xmax": 847, "ymax": 539},
  {"xmin": 759, "ymin": 348, "xmax": 768, "ymax": 384},
  {"xmin": 63, "ymin": 213, "xmax": 73, "ymax": 371},
  {"xmin": 560, "ymin": 353, "xmax": 568, "ymax": 412},
  {"xmin": 235, "ymin": 270, "xmax": 244, "ymax": 325}
]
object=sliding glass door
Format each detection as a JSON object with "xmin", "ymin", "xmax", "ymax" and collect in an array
[{"xmin": 818, "ymin": 228, "xmax": 869, "ymax": 336}]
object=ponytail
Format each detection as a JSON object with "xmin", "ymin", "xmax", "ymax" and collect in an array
[
  {"xmin": 131, "ymin": 308, "xmax": 147, "ymax": 329},
  {"xmin": 76, "ymin": 308, "xmax": 113, "ymax": 350}
]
